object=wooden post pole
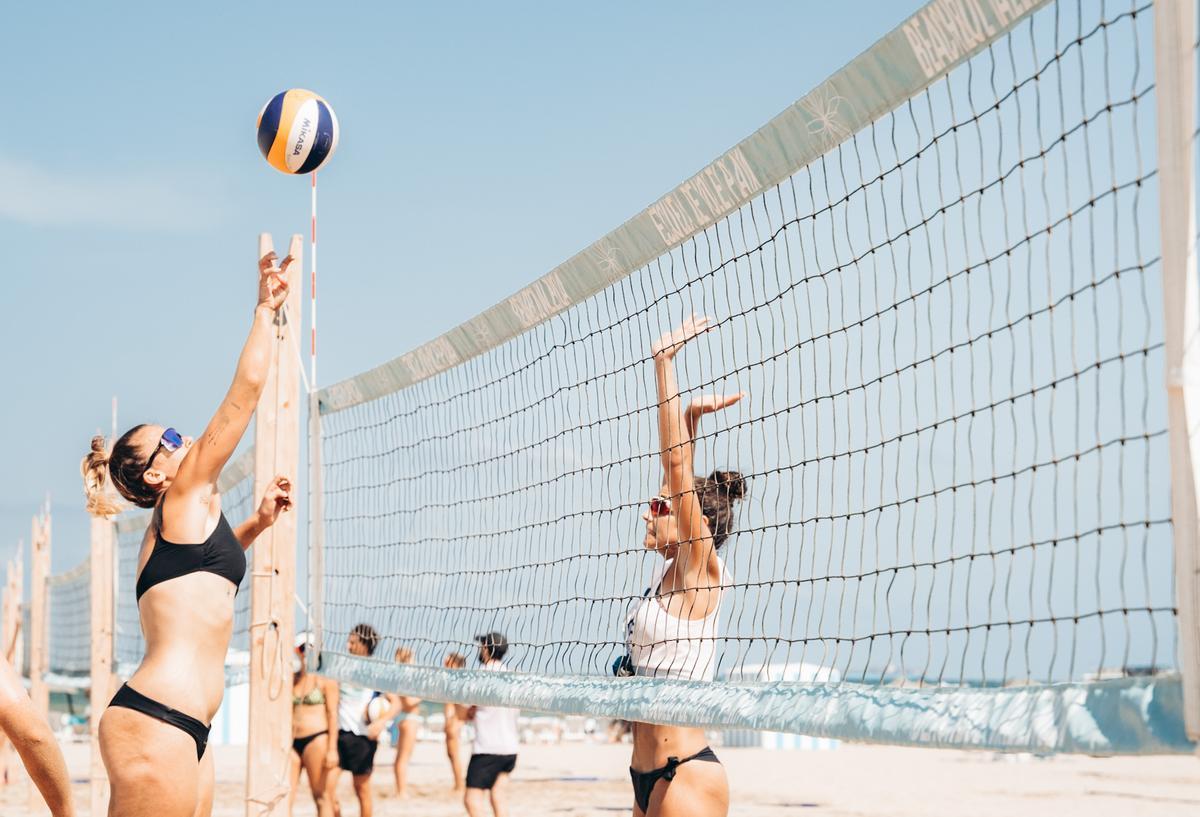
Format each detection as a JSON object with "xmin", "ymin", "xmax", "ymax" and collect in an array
[
  {"xmin": 245, "ymin": 233, "xmax": 302, "ymax": 816},
  {"xmin": 28, "ymin": 513, "xmax": 50, "ymax": 812},
  {"xmin": 88, "ymin": 517, "xmax": 115, "ymax": 815},
  {"xmin": 0, "ymin": 558, "xmax": 18, "ymax": 788},
  {"xmin": 1155, "ymin": 0, "xmax": 1200, "ymax": 742},
  {"xmin": 13, "ymin": 549, "xmax": 23, "ymax": 680},
  {"xmin": 2, "ymin": 559, "xmax": 17, "ymax": 665}
]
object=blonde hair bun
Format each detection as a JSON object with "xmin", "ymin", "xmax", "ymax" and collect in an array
[{"xmin": 81, "ymin": 436, "xmax": 124, "ymax": 517}]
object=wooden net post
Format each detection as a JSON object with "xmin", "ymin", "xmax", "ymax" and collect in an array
[
  {"xmin": 1, "ymin": 558, "xmax": 17, "ymax": 665},
  {"xmin": 28, "ymin": 512, "xmax": 50, "ymax": 812},
  {"xmin": 245, "ymin": 233, "xmax": 302, "ymax": 816},
  {"xmin": 13, "ymin": 550, "xmax": 23, "ymax": 684},
  {"xmin": 0, "ymin": 558, "xmax": 19, "ymax": 788},
  {"xmin": 1154, "ymin": 0, "xmax": 1200, "ymax": 742},
  {"xmin": 88, "ymin": 517, "xmax": 115, "ymax": 815}
]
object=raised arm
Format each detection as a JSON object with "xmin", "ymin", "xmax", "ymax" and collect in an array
[
  {"xmin": 650, "ymin": 316, "xmax": 717, "ymax": 586},
  {"xmin": 170, "ymin": 249, "xmax": 293, "ymax": 503}
]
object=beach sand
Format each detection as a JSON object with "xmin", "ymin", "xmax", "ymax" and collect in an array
[{"xmin": 2, "ymin": 738, "xmax": 1197, "ymax": 816}]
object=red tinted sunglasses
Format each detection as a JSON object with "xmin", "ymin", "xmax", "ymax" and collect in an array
[{"xmin": 648, "ymin": 496, "xmax": 672, "ymax": 517}]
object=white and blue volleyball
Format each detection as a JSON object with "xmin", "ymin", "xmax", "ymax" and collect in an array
[
  {"xmin": 366, "ymin": 694, "xmax": 390, "ymax": 724},
  {"xmin": 256, "ymin": 89, "xmax": 339, "ymax": 175}
]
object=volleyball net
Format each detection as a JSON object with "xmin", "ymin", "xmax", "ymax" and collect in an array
[
  {"xmin": 113, "ymin": 447, "xmax": 257, "ymax": 682},
  {"xmin": 306, "ymin": 0, "xmax": 1199, "ymax": 754},
  {"xmin": 45, "ymin": 560, "xmax": 90, "ymax": 690}
]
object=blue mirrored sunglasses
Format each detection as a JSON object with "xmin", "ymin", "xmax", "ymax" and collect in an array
[{"xmin": 138, "ymin": 427, "xmax": 183, "ymax": 479}]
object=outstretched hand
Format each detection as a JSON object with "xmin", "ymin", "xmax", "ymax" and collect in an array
[
  {"xmin": 651, "ymin": 314, "xmax": 712, "ymax": 360},
  {"xmin": 687, "ymin": 392, "xmax": 746, "ymax": 418},
  {"xmin": 256, "ymin": 475, "xmax": 293, "ymax": 528},
  {"xmin": 257, "ymin": 252, "xmax": 293, "ymax": 312}
]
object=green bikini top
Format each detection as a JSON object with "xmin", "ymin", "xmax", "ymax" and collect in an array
[{"xmin": 293, "ymin": 682, "xmax": 326, "ymax": 707}]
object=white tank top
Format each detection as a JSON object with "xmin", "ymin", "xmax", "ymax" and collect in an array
[
  {"xmin": 624, "ymin": 556, "xmax": 726, "ymax": 681},
  {"xmin": 338, "ymin": 683, "xmax": 375, "ymax": 736},
  {"xmin": 472, "ymin": 661, "xmax": 520, "ymax": 755}
]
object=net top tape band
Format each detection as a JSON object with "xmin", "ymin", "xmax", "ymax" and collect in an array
[
  {"xmin": 318, "ymin": 0, "xmax": 1053, "ymax": 414},
  {"xmin": 46, "ymin": 560, "xmax": 90, "ymax": 587}
]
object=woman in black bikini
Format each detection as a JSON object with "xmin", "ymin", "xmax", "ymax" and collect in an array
[
  {"xmin": 288, "ymin": 635, "xmax": 338, "ymax": 817},
  {"xmin": 81, "ymin": 251, "xmax": 294, "ymax": 817}
]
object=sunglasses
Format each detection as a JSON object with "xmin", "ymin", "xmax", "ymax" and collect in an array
[
  {"xmin": 648, "ymin": 496, "xmax": 672, "ymax": 517},
  {"xmin": 138, "ymin": 427, "xmax": 183, "ymax": 480}
]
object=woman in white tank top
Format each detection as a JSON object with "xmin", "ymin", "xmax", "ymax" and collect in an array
[{"xmin": 624, "ymin": 314, "xmax": 747, "ymax": 817}]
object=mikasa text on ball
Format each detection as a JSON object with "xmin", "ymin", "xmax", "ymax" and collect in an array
[{"xmin": 257, "ymin": 89, "xmax": 339, "ymax": 174}]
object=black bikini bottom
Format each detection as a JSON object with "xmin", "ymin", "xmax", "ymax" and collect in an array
[
  {"xmin": 293, "ymin": 730, "xmax": 328, "ymax": 757},
  {"xmin": 629, "ymin": 746, "xmax": 720, "ymax": 813},
  {"xmin": 108, "ymin": 683, "xmax": 210, "ymax": 762}
]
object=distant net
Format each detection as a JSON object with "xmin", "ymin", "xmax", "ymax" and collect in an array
[
  {"xmin": 113, "ymin": 447, "xmax": 257, "ymax": 680},
  {"xmin": 46, "ymin": 560, "xmax": 90, "ymax": 687},
  {"xmin": 312, "ymin": 0, "xmax": 1189, "ymax": 753}
]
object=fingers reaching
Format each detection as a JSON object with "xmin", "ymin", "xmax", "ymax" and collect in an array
[
  {"xmin": 690, "ymin": 391, "xmax": 747, "ymax": 415},
  {"xmin": 684, "ymin": 314, "xmax": 712, "ymax": 337},
  {"xmin": 716, "ymin": 391, "xmax": 746, "ymax": 410},
  {"xmin": 275, "ymin": 475, "xmax": 293, "ymax": 511},
  {"xmin": 653, "ymin": 313, "xmax": 716, "ymax": 359},
  {"xmin": 258, "ymin": 253, "xmax": 292, "ymax": 310},
  {"xmin": 265, "ymin": 475, "xmax": 293, "ymax": 512}
]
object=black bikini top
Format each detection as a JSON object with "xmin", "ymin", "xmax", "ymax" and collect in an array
[{"xmin": 136, "ymin": 512, "xmax": 247, "ymax": 601}]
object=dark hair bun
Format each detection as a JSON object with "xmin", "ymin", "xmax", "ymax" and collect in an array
[{"xmin": 708, "ymin": 470, "xmax": 746, "ymax": 500}]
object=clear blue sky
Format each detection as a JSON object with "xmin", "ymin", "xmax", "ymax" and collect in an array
[{"xmin": 0, "ymin": 2, "xmax": 926, "ymax": 572}]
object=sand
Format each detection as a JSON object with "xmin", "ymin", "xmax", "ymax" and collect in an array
[{"xmin": 1, "ymin": 737, "xmax": 1197, "ymax": 816}]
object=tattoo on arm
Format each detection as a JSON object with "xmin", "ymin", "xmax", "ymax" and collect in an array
[{"xmin": 206, "ymin": 414, "xmax": 231, "ymax": 446}]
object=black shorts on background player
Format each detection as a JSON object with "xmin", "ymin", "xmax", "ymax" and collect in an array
[
  {"xmin": 337, "ymin": 730, "xmax": 378, "ymax": 775},
  {"xmin": 466, "ymin": 753, "xmax": 517, "ymax": 789}
]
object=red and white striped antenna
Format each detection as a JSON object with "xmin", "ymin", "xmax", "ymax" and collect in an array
[{"xmin": 310, "ymin": 171, "xmax": 318, "ymax": 389}]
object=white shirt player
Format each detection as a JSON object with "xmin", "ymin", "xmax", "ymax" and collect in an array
[
  {"xmin": 472, "ymin": 660, "xmax": 520, "ymax": 755},
  {"xmin": 338, "ymin": 683, "xmax": 376, "ymax": 737}
]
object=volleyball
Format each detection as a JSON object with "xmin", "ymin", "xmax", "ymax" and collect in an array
[
  {"xmin": 365, "ymin": 694, "xmax": 390, "ymax": 724},
  {"xmin": 256, "ymin": 89, "xmax": 339, "ymax": 175}
]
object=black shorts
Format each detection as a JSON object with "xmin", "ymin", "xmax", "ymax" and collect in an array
[
  {"xmin": 337, "ymin": 730, "xmax": 378, "ymax": 776},
  {"xmin": 466, "ymin": 753, "xmax": 517, "ymax": 789}
]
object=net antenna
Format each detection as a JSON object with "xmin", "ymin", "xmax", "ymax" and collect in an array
[{"xmin": 307, "ymin": 173, "xmax": 326, "ymax": 673}]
